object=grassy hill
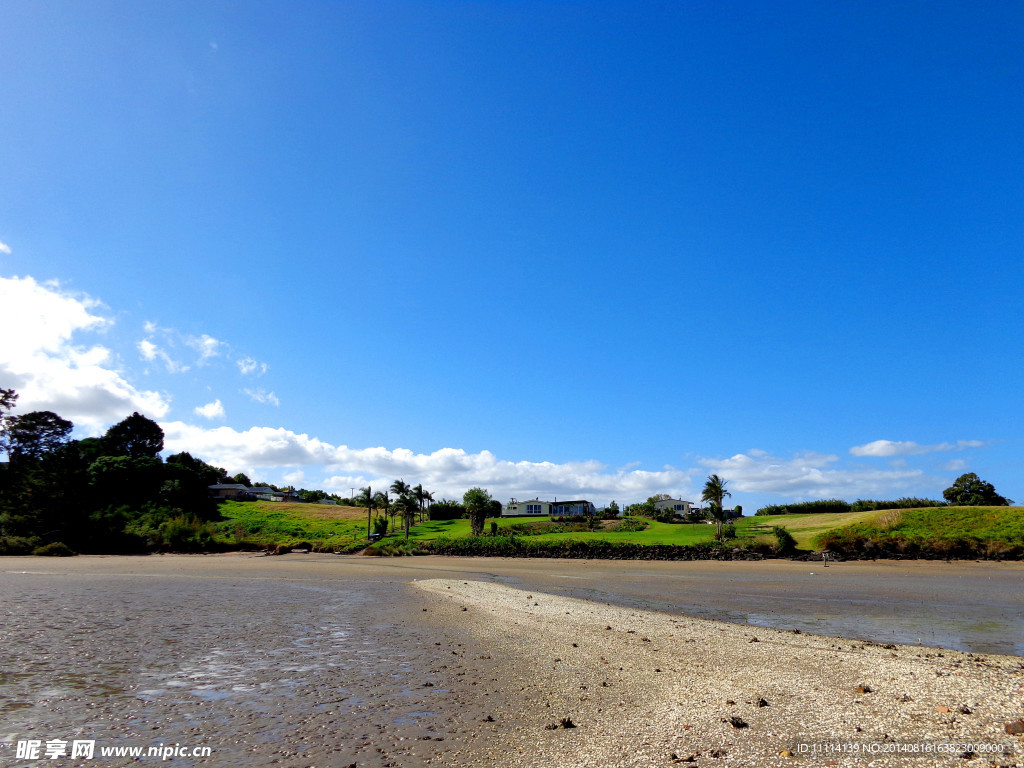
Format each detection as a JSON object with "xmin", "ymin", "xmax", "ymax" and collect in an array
[
  {"xmin": 814, "ymin": 506, "xmax": 1024, "ymax": 558},
  {"xmin": 213, "ymin": 501, "xmax": 1024, "ymax": 560},
  {"xmin": 216, "ymin": 500, "xmax": 371, "ymax": 550}
]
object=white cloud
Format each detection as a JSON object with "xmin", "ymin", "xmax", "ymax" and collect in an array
[
  {"xmin": 698, "ymin": 451, "xmax": 924, "ymax": 500},
  {"xmin": 0, "ymin": 274, "xmax": 170, "ymax": 431},
  {"xmin": 186, "ymin": 333, "xmax": 226, "ymax": 362},
  {"xmin": 940, "ymin": 459, "xmax": 968, "ymax": 473},
  {"xmin": 237, "ymin": 357, "xmax": 269, "ymax": 376},
  {"xmin": 244, "ymin": 387, "xmax": 280, "ymax": 406},
  {"xmin": 137, "ymin": 338, "xmax": 189, "ymax": 374},
  {"xmin": 282, "ymin": 470, "xmax": 305, "ymax": 486},
  {"xmin": 850, "ymin": 439, "xmax": 984, "ymax": 457},
  {"xmin": 158, "ymin": 421, "xmax": 694, "ymax": 504},
  {"xmin": 194, "ymin": 399, "xmax": 226, "ymax": 420},
  {"xmin": 0, "ymin": 241, "xmax": 11, "ymax": 254}
]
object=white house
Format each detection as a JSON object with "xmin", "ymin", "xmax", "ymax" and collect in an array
[
  {"xmin": 502, "ymin": 498, "xmax": 596, "ymax": 517},
  {"xmin": 654, "ymin": 498, "xmax": 697, "ymax": 515}
]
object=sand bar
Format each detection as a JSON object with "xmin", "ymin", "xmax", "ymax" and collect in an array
[{"xmin": 0, "ymin": 554, "xmax": 1021, "ymax": 767}]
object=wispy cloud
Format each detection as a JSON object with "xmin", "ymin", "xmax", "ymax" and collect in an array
[
  {"xmin": 186, "ymin": 333, "xmax": 226, "ymax": 363},
  {"xmin": 194, "ymin": 399, "xmax": 226, "ymax": 420},
  {"xmin": 0, "ymin": 241, "xmax": 11, "ymax": 255},
  {"xmin": 237, "ymin": 357, "xmax": 269, "ymax": 376},
  {"xmin": 0, "ymin": 274, "xmax": 169, "ymax": 430},
  {"xmin": 137, "ymin": 339, "xmax": 190, "ymax": 373},
  {"xmin": 698, "ymin": 451, "xmax": 924, "ymax": 500},
  {"xmin": 850, "ymin": 439, "xmax": 984, "ymax": 457},
  {"xmin": 244, "ymin": 387, "xmax": 280, "ymax": 407}
]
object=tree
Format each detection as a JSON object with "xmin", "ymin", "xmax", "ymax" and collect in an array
[
  {"xmin": 3, "ymin": 411, "xmax": 73, "ymax": 463},
  {"xmin": 412, "ymin": 484, "xmax": 426, "ymax": 524},
  {"xmin": 942, "ymin": 473, "xmax": 1011, "ymax": 506},
  {"xmin": 88, "ymin": 456, "xmax": 165, "ymax": 509},
  {"xmin": 421, "ymin": 488, "xmax": 434, "ymax": 523},
  {"xmin": 104, "ymin": 412, "xmax": 164, "ymax": 458},
  {"xmin": 374, "ymin": 491, "xmax": 392, "ymax": 530},
  {"xmin": 464, "ymin": 487, "xmax": 493, "ymax": 536},
  {"xmin": 355, "ymin": 485, "xmax": 376, "ymax": 539},
  {"xmin": 397, "ymin": 494, "xmax": 418, "ymax": 541},
  {"xmin": 232, "ymin": 472, "xmax": 252, "ymax": 486},
  {"xmin": 701, "ymin": 474, "xmax": 731, "ymax": 538},
  {"xmin": 0, "ymin": 388, "xmax": 17, "ymax": 447}
]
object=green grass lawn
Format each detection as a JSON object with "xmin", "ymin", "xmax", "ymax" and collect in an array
[
  {"xmin": 816, "ymin": 506, "xmax": 1024, "ymax": 551},
  {"xmin": 398, "ymin": 511, "xmax": 888, "ymax": 549},
  {"xmin": 213, "ymin": 502, "xmax": 1024, "ymax": 557},
  {"xmin": 215, "ymin": 500, "xmax": 371, "ymax": 547}
]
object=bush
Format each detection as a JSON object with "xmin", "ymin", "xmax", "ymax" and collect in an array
[
  {"xmin": 123, "ymin": 514, "xmax": 219, "ymax": 552},
  {"xmin": 365, "ymin": 540, "xmax": 428, "ymax": 557},
  {"xmin": 717, "ymin": 523, "xmax": 737, "ymax": 540},
  {"xmin": 429, "ymin": 502, "xmax": 466, "ymax": 521},
  {"xmin": 613, "ymin": 518, "xmax": 649, "ymax": 533},
  {"xmin": 850, "ymin": 498, "xmax": 947, "ymax": 512},
  {"xmin": 373, "ymin": 516, "xmax": 389, "ymax": 536},
  {"xmin": 756, "ymin": 500, "xmax": 851, "ymax": 516},
  {"xmin": 423, "ymin": 536, "xmax": 764, "ymax": 561},
  {"xmin": 0, "ymin": 536, "xmax": 42, "ymax": 555},
  {"xmin": 772, "ymin": 526, "xmax": 798, "ymax": 554},
  {"xmin": 32, "ymin": 541, "xmax": 77, "ymax": 557}
]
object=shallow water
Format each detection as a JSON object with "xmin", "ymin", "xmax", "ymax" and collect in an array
[
  {"xmin": 1, "ymin": 555, "xmax": 1021, "ymax": 767},
  {"xmin": 0, "ymin": 566, "xmax": 465, "ymax": 766}
]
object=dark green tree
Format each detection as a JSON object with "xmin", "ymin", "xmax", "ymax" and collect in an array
[
  {"xmin": 0, "ymin": 388, "xmax": 17, "ymax": 442},
  {"xmin": 942, "ymin": 473, "xmax": 1011, "ymax": 506},
  {"xmin": 88, "ymin": 456, "xmax": 165, "ymax": 509},
  {"xmin": 3, "ymin": 411, "xmax": 73, "ymax": 463},
  {"xmin": 103, "ymin": 412, "xmax": 164, "ymax": 459},
  {"xmin": 162, "ymin": 452, "xmax": 223, "ymax": 518},
  {"xmin": 464, "ymin": 487, "xmax": 493, "ymax": 536}
]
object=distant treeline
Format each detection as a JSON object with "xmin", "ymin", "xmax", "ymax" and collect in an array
[{"xmin": 755, "ymin": 498, "xmax": 947, "ymax": 516}]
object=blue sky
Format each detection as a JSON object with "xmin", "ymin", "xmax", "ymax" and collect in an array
[{"xmin": 2, "ymin": 1, "xmax": 1022, "ymax": 509}]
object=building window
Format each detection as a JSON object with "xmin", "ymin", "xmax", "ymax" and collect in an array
[{"xmin": 526, "ymin": 504, "xmax": 542, "ymax": 514}]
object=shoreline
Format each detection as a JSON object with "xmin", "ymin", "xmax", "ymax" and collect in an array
[
  {"xmin": 4, "ymin": 553, "xmax": 1024, "ymax": 655},
  {"xmin": 1, "ymin": 556, "xmax": 1022, "ymax": 766},
  {"xmin": 415, "ymin": 578, "xmax": 1024, "ymax": 767}
]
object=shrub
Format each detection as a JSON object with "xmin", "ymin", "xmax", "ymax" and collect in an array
[
  {"xmin": 717, "ymin": 523, "xmax": 737, "ymax": 540},
  {"xmin": 429, "ymin": 502, "xmax": 466, "ymax": 521},
  {"xmin": 756, "ymin": 500, "xmax": 851, "ymax": 516},
  {"xmin": 32, "ymin": 541, "xmax": 77, "ymax": 557},
  {"xmin": 373, "ymin": 516, "xmax": 389, "ymax": 536},
  {"xmin": 613, "ymin": 518, "xmax": 649, "ymax": 533},
  {"xmin": 772, "ymin": 526, "xmax": 798, "ymax": 554},
  {"xmin": 850, "ymin": 498, "xmax": 947, "ymax": 512},
  {"xmin": 365, "ymin": 541, "xmax": 428, "ymax": 557},
  {"xmin": 0, "ymin": 536, "xmax": 41, "ymax": 555},
  {"xmin": 423, "ymin": 536, "xmax": 764, "ymax": 561}
]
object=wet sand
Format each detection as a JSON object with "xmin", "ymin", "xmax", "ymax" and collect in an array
[{"xmin": 0, "ymin": 554, "xmax": 1022, "ymax": 767}]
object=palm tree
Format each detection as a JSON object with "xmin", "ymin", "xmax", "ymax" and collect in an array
[
  {"xmin": 397, "ymin": 494, "xmax": 418, "ymax": 540},
  {"xmin": 421, "ymin": 489, "xmax": 434, "ymax": 523},
  {"xmin": 355, "ymin": 485, "xmax": 375, "ymax": 539},
  {"xmin": 701, "ymin": 474, "xmax": 731, "ymax": 538},
  {"xmin": 387, "ymin": 481, "xmax": 411, "ymax": 536},
  {"xmin": 412, "ymin": 484, "xmax": 428, "ymax": 524},
  {"xmin": 374, "ymin": 490, "xmax": 390, "ymax": 531}
]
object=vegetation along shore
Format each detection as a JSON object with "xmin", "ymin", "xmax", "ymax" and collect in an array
[{"xmin": 1, "ymin": 389, "xmax": 1021, "ymax": 561}]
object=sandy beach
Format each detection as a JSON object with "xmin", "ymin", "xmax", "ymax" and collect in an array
[{"xmin": 0, "ymin": 554, "xmax": 1021, "ymax": 767}]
